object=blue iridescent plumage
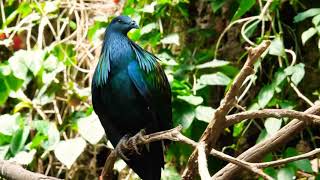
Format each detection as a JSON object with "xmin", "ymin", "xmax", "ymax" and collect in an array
[{"xmin": 91, "ymin": 15, "xmax": 172, "ymax": 180}]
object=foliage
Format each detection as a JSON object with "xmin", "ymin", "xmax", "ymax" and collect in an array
[{"xmin": 0, "ymin": 0, "xmax": 320, "ymax": 179}]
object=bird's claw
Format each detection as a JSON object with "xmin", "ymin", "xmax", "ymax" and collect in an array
[
  {"xmin": 129, "ymin": 129, "xmax": 146, "ymax": 155},
  {"xmin": 115, "ymin": 135, "xmax": 130, "ymax": 161}
]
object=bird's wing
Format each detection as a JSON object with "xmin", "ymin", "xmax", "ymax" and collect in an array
[
  {"xmin": 92, "ymin": 41, "xmax": 110, "ymax": 87},
  {"xmin": 128, "ymin": 42, "xmax": 172, "ymax": 131}
]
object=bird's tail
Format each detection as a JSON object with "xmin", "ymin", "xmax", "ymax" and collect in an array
[{"xmin": 125, "ymin": 141, "xmax": 164, "ymax": 180}]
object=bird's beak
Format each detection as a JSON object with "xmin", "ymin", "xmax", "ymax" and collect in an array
[{"xmin": 130, "ymin": 21, "xmax": 139, "ymax": 29}]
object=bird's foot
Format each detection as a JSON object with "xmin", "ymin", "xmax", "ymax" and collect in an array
[
  {"xmin": 115, "ymin": 135, "xmax": 130, "ymax": 161},
  {"xmin": 129, "ymin": 129, "xmax": 146, "ymax": 155}
]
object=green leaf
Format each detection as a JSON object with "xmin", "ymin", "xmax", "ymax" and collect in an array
[
  {"xmin": 10, "ymin": 126, "xmax": 30, "ymax": 156},
  {"xmin": 294, "ymin": 159, "xmax": 313, "ymax": 173},
  {"xmin": 258, "ymin": 85, "xmax": 274, "ymax": 108},
  {"xmin": 269, "ymin": 38, "xmax": 285, "ymax": 56},
  {"xmin": 284, "ymin": 147, "xmax": 313, "ymax": 173},
  {"xmin": 232, "ymin": 0, "xmax": 256, "ymax": 21},
  {"xmin": 161, "ymin": 166, "xmax": 181, "ymax": 180},
  {"xmin": 8, "ymin": 52, "xmax": 28, "ymax": 80},
  {"xmin": 210, "ymin": 0, "xmax": 226, "ymax": 12},
  {"xmin": 43, "ymin": 123, "xmax": 60, "ymax": 151},
  {"xmin": 294, "ymin": 8, "xmax": 320, "ymax": 23},
  {"xmin": 54, "ymin": 137, "xmax": 86, "ymax": 169},
  {"xmin": 233, "ymin": 121, "xmax": 245, "ymax": 137},
  {"xmin": 198, "ymin": 72, "xmax": 231, "ymax": 86},
  {"xmin": 274, "ymin": 69, "xmax": 286, "ymax": 86},
  {"xmin": 9, "ymin": 150, "xmax": 36, "ymax": 165},
  {"xmin": 0, "ymin": 78, "xmax": 10, "ymax": 105},
  {"xmin": 161, "ymin": 33, "xmax": 180, "ymax": 46},
  {"xmin": 264, "ymin": 118, "xmax": 282, "ymax": 135},
  {"xmin": 0, "ymin": 114, "xmax": 20, "ymax": 136},
  {"xmin": 291, "ymin": 64, "xmax": 305, "ymax": 85},
  {"xmin": 256, "ymin": 129, "xmax": 270, "ymax": 144},
  {"xmin": 196, "ymin": 59, "xmax": 229, "ymax": 69},
  {"xmin": 195, "ymin": 106, "xmax": 215, "ymax": 123},
  {"xmin": 277, "ymin": 167, "xmax": 295, "ymax": 180},
  {"xmin": 301, "ymin": 27, "xmax": 317, "ymax": 45},
  {"xmin": 177, "ymin": 95, "xmax": 203, "ymax": 106},
  {"xmin": 140, "ymin": 2, "xmax": 157, "ymax": 13},
  {"xmin": 77, "ymin": 113, "xmax": 105, "ymax": 144},
  {"xmin": 312, "ymin": 14, "xmax": 320, "ymax": 26},
  {"xmin": 140, "ymin": 23, "xmax": 157, "ymax": 35},
  {"xmin": 174, "ymin": 107, "xmax": 195, "ymax": 129},
  {"xmin": 0, "ymin": 145, "xmax": 9, "ymax": 159}
]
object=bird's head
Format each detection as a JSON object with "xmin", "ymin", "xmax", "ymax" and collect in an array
[{"xmin": 108, "ymin": 15, "xmax": 139, "ymax": 34}]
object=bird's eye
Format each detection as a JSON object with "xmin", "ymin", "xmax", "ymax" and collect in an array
[{"xmin": 117, "ymin": 19, "xmax": 122, "ymax": 23}]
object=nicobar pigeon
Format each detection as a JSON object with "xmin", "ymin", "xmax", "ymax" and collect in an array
[{"xmin": 91, "ymin": 15, "xmax": 172, "ymax": 180}]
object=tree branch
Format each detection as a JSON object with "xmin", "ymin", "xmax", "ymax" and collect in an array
[
  {"xmin": 182, "ymin": 40, "xmax": 271, "ymax": 179},
  {"xmin": 225, "ymin": 109, "xmax": 320, "ymax": 126},
  {"xmin": 213, "ymin": 103, "xmax": 320, "ymax": 179},
  {"xmin": 0, "ymin": 160, "xmax": 61, "ymax": 180}
]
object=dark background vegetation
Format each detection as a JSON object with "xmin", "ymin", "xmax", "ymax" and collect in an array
[{"xmin": 0, "ymin": 0, "xmax": 320, "ymax": 179}]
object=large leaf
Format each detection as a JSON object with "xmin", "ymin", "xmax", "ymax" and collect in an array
[
  {"xmin": 269, "ymin": 38, "xmax": 285, "ymax": 56},
  {"xmin": 198, "ymin": 72, "xmax": 231, "ymax": 86},
  {"xmin": 196, "ymin": 59, "xmax": 229, "ymax": 69},
  {"xmin": 301, "ymin": 27, "xmax": 317, "ymax": 45},
  {"xmin": 277, "ymin": 167, "xmax": 295, "ymax": 180},
  {"xmin": 161, "ymin": 33, "xmax": 180, "ymax": 45},
  {"xmin": 232, "ymin": 0, "xmax": 256, "ymax": 21},
  {"xmin": 9, "ymin": 149, "xmax": 36, "ymax": 165},
  {"xmin": 77, "ymin": 112, "xmax": 105, "ymax": 144},
  {"xmin": 257, "ymin": 85, "xmax": 274, "ymax": 108},
  {"xmin": 195, "ymin": 106, "xmax": 215, "ymax": 123},
  {"xmin": 285, "ymin": 63, "xmax": 305, "ymax": 85},
  {"xmin": 284, "ymin": 147, "xmax": 313, "ymax": 173},
  {"xmin": 264, "ymin": 118, "xmax": 282, "ymax": 135},
  {"xmin": 0, "ymin": 145, "xmax": 9, "ymax": 159},
  {"xmin": 10, "ymin": 126, "xmax": 30, "ymax": 156},
  {"xmin": 294, "ymin": 8, "xmax": 320, "ymax": 23},
  {"xmin": 0, "ymin": 114, "xmax": 20, "ymax": 136},
  {"xmin": 177, "ymin": 95, "xmax": 203, "ymax": 106},
  {"xmin": 54, "ymin": 137, "xmax": 86, "ymax": 169}
]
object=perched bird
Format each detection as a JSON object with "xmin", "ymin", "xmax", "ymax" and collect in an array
[{"xmin": 91, "ymin": 15, "xmax": 172, "ymax": 180}]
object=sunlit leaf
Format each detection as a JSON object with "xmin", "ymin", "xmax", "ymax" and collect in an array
[
  {"xmin": 0, "ymin": 114, "xmax": 20, "ymax": 136},
  {"xmin": 196, "ymin": 59, "xmax": 229, "ymax": 69},
  {"xmin": 294, "ymin": 8, "xmax": 320, "ymax": 23},
  {"xmin": 312, "ymin": 14, "xmax": 320, "ymax": 26},
  {"xmin": 277, "ymin": 167, "xmax": 295, "ymax": 180},
  {"xmin": 301, "ymin": 27, "xmax": 317, "ymax": 45},
  {"xmin": 195, "ymin": 106, "xmax": 215, "ymax": 123},
  {"xmin": 77, "ymin": 112, "xmax": 105, "ymax": 144},
  {"xmin": 264, "ymin": 118, "xmax": 282, "ymax": 135},
  {"xmin": 54, "ymin": 137, "xmax": 86, "ymax": 169},
  {"xmin": 269, "ymin": 38, "xmax": 285, "ymax": 56},
  {"xmin": 291, "ymin": 63, "xmax": 305, "ymax": 85},
  {"xmin": 177, "ymin": 95, "xmax": 203, "ymax": 106},
  {"xmin": 141, "ymin": 23, "xmax": 157, "ymax": 35},
  {"xmin": 161, "ymin": 33, "xmax": 180, "ymax": 46},
  {"xmin": 140, "ymin": 2, "xmax": 157, "ymax": 13},
  {"xmin": 258, "ymin": 85, "xmax": 274, "ymax": 108},
  {"xmin": 9, "ymin": 149, "xmax": 36, "ymax": 165},
  {"xmin": 198, "ymin": 72, "xmax": 231, "ymax": 86},
  {"xmin": 161, "ymin": 166, "xmax": 181, "ymax": 180},
  {"xmin": 0, "ymin": 145, "xmax": 9, "ymax": 159}
]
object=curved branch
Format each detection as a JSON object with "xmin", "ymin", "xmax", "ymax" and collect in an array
[
  {"xmin": 225, "ymin": 109, "xmax": 320, "ymax": 126},
  {"xmin": 0, "ymin": 160, "xmax": 60, "ymax": 180}
]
